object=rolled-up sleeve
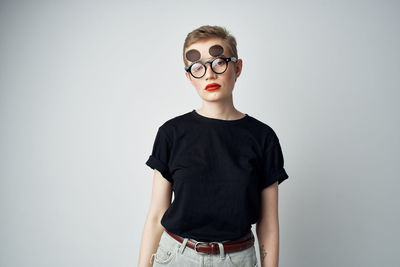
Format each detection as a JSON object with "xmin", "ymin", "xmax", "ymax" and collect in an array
[
  {"xmin": 145, "ymin": 127, "xmax": 173, "ymax": 183},
  {"xmin": 258, "ymin": 130, "xmax": 289, "ymax": 190}
]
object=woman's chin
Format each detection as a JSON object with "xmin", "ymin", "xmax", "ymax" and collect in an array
[{"xmin": 200, "ymin": 94, "xmax": 231, "ymax": 102}]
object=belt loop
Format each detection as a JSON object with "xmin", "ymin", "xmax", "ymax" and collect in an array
[
  {"xmin": 150, "ymin": 253, "xmax": 156, "ymax": 264},
  {"xmin": 178, "ymin": 238, "xmax": 189, "ymax": 254},
  {"xmin": 217, "ymin": 242, "xmax": 225, "ymax": 259}
]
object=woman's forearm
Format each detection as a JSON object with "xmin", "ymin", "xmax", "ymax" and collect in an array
[
  {"xmin": 256, "ymin": 228, "xmax": 279, "ymax": 267},
  {"xmin": 137, "ymin": 216, "xmax": 165, "ymax": 267}
]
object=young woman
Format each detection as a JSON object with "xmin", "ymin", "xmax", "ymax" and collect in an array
[{"xmin": 138, "ymin": 25, "xmax": 289, "ymax": 267}]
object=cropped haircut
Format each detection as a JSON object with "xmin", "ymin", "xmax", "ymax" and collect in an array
[{"xmin": 183, "ymin": 25, "xmax": 238, "ymax": 67}]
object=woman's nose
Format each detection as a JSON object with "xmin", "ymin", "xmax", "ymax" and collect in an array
[{"xmin": 204, "ymin": 64, "xmax": 217, "ymax": 79}]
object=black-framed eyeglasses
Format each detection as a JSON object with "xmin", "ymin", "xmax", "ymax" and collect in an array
[{"xmin": 184, "ymin": 56, "xmax": 237, "ymax": 79}]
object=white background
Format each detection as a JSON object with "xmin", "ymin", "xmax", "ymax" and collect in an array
[{"xmin": 0, "ymin": 0, "xmax": 399, "ymax": 266}]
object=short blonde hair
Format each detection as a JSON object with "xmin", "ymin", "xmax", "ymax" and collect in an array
[{"xmin": 183, "ymin": 25, "xmax": 238, "ymax": 67}]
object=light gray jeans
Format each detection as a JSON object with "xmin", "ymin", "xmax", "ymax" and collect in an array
[{"xmin": 151, "ymin": 230, "xmax": 258, "ymax": 267}]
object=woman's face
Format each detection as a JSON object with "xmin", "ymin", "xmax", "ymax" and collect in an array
[{"xmin": 184, "ymin": 38, "xmax": 242, "ymax": 102}]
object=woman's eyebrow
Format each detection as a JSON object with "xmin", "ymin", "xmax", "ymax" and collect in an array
[{"xmin": 200, "ymin": 54, "xmax": 226, "ymax": 62}]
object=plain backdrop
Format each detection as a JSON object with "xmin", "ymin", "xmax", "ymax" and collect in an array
[{"xmin": 0, "ymin": 0, "xmax": 399, "ymax": 266}]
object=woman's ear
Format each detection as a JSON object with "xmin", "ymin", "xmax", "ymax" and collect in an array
[
  {"xmin": 185, "ymin": 71, "xmax": 192, "ymax": 81},
  {"xmin": 235, "ymin": 59, "xmax": 243, "ymax": 78}
]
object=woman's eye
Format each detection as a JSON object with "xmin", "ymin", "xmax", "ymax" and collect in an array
[
  {"xmin": 213, "ymin": 60, "xmax": 224, "ymax": 67},
  {"xmin": 193, "ymin": 65, "xmax": 202, "ymax": 72}
]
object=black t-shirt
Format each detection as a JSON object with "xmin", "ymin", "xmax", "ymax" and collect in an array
[{"xmin": 145, "ymin": 109, "xmax": 289, "ymax": 242}]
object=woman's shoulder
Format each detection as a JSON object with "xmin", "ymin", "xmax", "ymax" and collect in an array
[
  {"xmin": 244, "ymin": 114, "xmax": 276, "ymax": 134},
  {"xmin": 155, "ymin": 110, "xmax": 193, "ymax": 135},
  {"xmin": 160, "ymin": 110, "xmax": 192, "ymax": 126}
]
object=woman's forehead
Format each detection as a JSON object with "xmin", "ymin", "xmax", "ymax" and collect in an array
[{"xmin": 185, "ymin": 41, "xmax": 226, "ymax": 62}]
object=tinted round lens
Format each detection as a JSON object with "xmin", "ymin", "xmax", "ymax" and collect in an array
[
  {"xmin": 191, "ymin": 63, "xmax": 205, "ymax": 78},
  {"xmin": 212, "ymin": 58, "xmax": 227, "ymax": 73}
]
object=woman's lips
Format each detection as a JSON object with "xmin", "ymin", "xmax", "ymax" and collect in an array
[{"xmin": 205, "ymin": 83, "xmax": 221, "ymax": 91}]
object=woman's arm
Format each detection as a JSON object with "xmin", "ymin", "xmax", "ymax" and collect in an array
[
  {"xmin": 137, "ymin": 170, "xmax": 172, "ymax": 267},
  {"xmin": 256, "ymin": 181, "xmax": 279, "ymax": 267}
]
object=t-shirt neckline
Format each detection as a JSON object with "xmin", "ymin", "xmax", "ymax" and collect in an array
[{"xmin": 191, "ymin": 109, "xmax": 249, "ymax": 123}]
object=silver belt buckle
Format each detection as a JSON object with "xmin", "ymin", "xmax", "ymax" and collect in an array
[{"xmin": 193, "ymin": 241, "xmax": 212, "ymax": 253}]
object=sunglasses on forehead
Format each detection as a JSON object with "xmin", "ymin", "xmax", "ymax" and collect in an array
[{"xmin": 184, "ymin": 56, "xmax": 237, "ymax": 79}]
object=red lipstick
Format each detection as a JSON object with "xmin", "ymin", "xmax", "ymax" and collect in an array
[{"xmin": 205, "ymin": 83, "xmax": 221, "ymax": 91}]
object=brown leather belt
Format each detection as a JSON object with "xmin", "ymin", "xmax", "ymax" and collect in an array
[{"xmin": 165, "ymin": 230, "xmax": 254, "ymax": 254}]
